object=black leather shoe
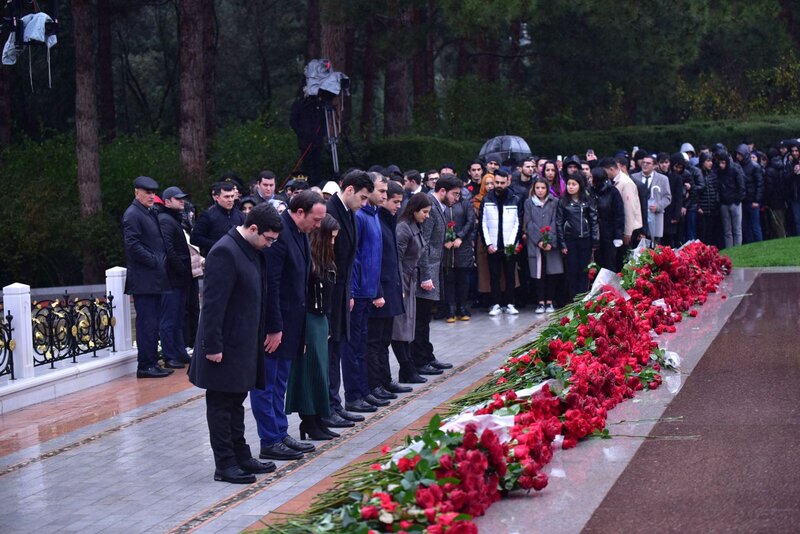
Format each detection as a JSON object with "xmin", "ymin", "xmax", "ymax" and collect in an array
[
  {"xmin": 239, "ymin": 457, "xmax": 276, "ymax": 474},
  {"xmin": 384, "ymin": 381, "xmax": 413, "ymax": 393},
  {"xmin": 336, "ymin": 407, "xmax": 366, "ymax": 421},
  {"xmin": 371, "ymin": 386, "xmax": 397, "ymax": 400},
  {"xmin": 416, "ymin": 363, "xmax": 443, "ymax": 375},
  {"xmin": 345, "ymin": 399, "xmax": 378, "ymax": 413},
  {"xmin": 155, "ymin": 363, "xmax": 174, "ymax": 374},
  {"xmin": 398, "ymin": 372, "xmax": 427, "ymax": 384},
  {"xmin": 430, "ymin": 358, "xmax": 453, "ymax": 370},
  {"xmin": 364, "ymin": 394, "xmax": 390, "ymax": 407},
  {"xmin": 321, "ymin": 413, "xmax": 355, "ymax": 428},
  {"xmin": 283, "ymin": 435, "xmax": 315, "ymax": 453},
  {"xmin": 214, "ymin": 466, "xmax": 256, "ymax": 484},
  {"xmin": 259, "ymin": 442, "xmax": 303, "ymax": 461},
  {"xmin": 162, "ymin": 359, "xmax": 185, "ymax": 369},
  {"xmin": 136, "ymin": 366, "xmax": 170, "ymax": 378}
]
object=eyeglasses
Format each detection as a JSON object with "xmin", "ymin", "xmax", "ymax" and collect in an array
[{"xmin": 262, "ymin": 235, "xmax": 277, "ymax": 244}]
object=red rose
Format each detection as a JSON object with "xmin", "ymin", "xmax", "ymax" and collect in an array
[{"xmin": 361, "ymin": 505, "xmax": 379, "ymax": 520}]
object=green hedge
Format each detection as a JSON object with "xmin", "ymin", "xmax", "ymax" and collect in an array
[{"xmin": 2, "ymin": 113, "xmax": 799, "ymax": 287}]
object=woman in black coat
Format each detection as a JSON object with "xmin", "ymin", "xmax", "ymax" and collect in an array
[{"xmin": 590, "ymin": 167, "xmax": 624, "ymax": 271}]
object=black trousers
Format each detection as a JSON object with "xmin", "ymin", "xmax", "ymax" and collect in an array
[
  {"xmin": 390, "ymin": 340, "xmax": 417, "ymax": 377},
  {"xmin": 183, "ymin": 277, "xmax": 200, "ymax": 349},
  {"xmin": 564, "ymin": 238, "xmax": 592, "ymax": 301},
  {"xmin": 328, "ymin": 338, "xmax": 343, "ymax": 412},
  {"xmin": 411, "ymin": 297, "xmax": 435, "ymax": 367},
  {"xmin": 443, "ymin": 266, "xmax": 470, "ymax": 313},
  {"xmin": 488, "ymin": 252, "xmax": 516, "ymax": 306},
  {"xmin": 595, "ymin": 240, "xmax": 617, "ymax": 272},
  {"xmin": 366, "ymin": 316, "xmax": 393, "ymax": 389},
  {"xmin": 205, "ymin": 390, "xmax": 252, "ymax": 470}
]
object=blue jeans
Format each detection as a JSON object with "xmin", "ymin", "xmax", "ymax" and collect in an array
[
  {"xmin": 720, "ymin": 203, "xmax": 742, "ymax": 248},
  {"xmin": 340, "ymin": 298, "xmax": 372, "ymax": 402},
  {"xmin": 159, "ymin": 287, "xmax": 188, "ymax": 361},
  {"xmin": 133, "ymin": 294, "xmax": 161, "ymax": 369},
  {"xmin": 742, "ymin": 204, "xmax": 763, "ymax": 243},
  {"xmin": 791, "ymin": 201, "xmax": 800, "ymax": 236},
  {"xmin": 250, "ymin": 357, "xmax": 292, "ymax": 447},
  {"xmin": 685, "ymin": 211, "xmax": 698, "ymax": 241}
]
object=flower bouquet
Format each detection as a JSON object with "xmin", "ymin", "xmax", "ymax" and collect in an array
[
  {"xmin": 505, "ymin": 243, "xmax": 523, "ymax": 256},
  {"xmin": 540, "ymin": 225, "xmax": 552, "ymax": 247}
]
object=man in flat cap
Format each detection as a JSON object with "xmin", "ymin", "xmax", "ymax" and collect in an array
[
  {"xmin": 157, "ymin": 186, "xmax": 193, "ymax": 369},
  {"xmin": 122, "ymin": 176, "xmax": 173, "ymax": 378}
]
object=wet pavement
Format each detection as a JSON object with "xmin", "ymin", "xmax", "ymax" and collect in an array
[{"xmin": 0, "ymin": 306, "xmax": 549, "ymax": 533}]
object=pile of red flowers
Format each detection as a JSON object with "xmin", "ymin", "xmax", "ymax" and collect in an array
[{"xmin": 268, "ymin": 243, "xmax": 730, "ymax": 534}]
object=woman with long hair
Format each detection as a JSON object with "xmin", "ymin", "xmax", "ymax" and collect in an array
[
  {"xmin": 392, "ymin": 193, "xmax": 432, "ymax": 383},
  {"xmin": 472, "ymin": 174, "xmax": 495, "ymax": 304},
  {"xmin": 542, "ymin": 160, "xmax": 565, "ymax": 198},
  {"xmin": 523, "ymin": 178, "xmax": 564, "ymax": 313},
  {"xmin": 556, "ymin": 172, "xmax": 599, "ymax": 301},
  {"xmin": 285, "ymin": 214, "xmax": 341, "ymax": 440}
]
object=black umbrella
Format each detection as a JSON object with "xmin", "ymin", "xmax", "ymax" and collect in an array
[{"xmin": 478, "ymin": 135, "xmax": 532, "ymax": 165}]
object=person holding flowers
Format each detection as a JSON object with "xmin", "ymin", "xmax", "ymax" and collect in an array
[
  {"xmin": 556, "ymin": 172, "xmax": 599, "ymax": 301},
  {"xmin": 523, "ymin": 177, "xmax": 563, "ymax": 313}
]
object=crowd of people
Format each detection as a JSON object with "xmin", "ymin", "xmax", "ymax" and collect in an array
[{"xmin": 120, "ymin": 136, "xmax": 800, "ymax": 483}]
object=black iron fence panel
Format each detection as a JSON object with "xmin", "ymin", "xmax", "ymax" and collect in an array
[
  {"xmin": 31, "ymin": 292, "xmax": 116, "ymax": 368},
  {"xmin": 0, "ymin": 312, "xmax": 14, "ymax": 379}
]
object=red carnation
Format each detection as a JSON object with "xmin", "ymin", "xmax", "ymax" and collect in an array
[{"xmin": 361, "ymin": 505, "xmax": 379, "ymax": 520}]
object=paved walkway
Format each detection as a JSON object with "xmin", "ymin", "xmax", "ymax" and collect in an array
[{"xmin": 0, "ymin": 307, "xmax": 549, "ymax": 533}]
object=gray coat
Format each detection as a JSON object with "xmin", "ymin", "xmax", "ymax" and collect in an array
[
  {"xmin": 632, "ymin": 171, "xmax": 671, "ymax": 238},
  {"xmin": 523, "ymin": 195, "xmax": 564, "ymax": 278},
  {"xmin": 393, "ymin": 220, "xmax": 425, "ymax": 342},
  {"xmin": 415, "ymin": 192, "xmax": 446, "ymax": 301}
]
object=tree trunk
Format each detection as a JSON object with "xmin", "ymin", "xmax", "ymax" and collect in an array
[
  {"xmin": 383, "ymin": 5, "xmax": 411, "ymax": 136},
  {"xmin": 360, "ymin": 21, "xmax": 376, "ymax": 140},
  {"xmin": 320, "ymin": 7, "xmax": 353, "ymax": 136},
  {"xmin": 96, "ymin": 0, "xmax": 116, "ymax": 142},
  {"xmin": 477, "ymin": 34, "xmax": 499, "ymax": 83},
  {"xmin": 306, "ymin": 0, "xmax": 321, "ymax": 61},
  {"xmin": 178, "ymin": 0, "xmax": 207, "ymax": 190},
  {"xmin": 456, "ymin": 38, "xmax": 471, "ymax": 77},
  {"xmin": 202, "ymin": 0, "xmax": 217, "ymax": 142},
  {"xmin": 0, "ymin": 64, "xmax": 11, "ymax": 152},
  {"xmin": 509, "ymin": 21, "xmax": 523, "ymax": 87},
  {"xmin": 72, "ymin": 0, "xmax": 105, "ymax": 283},
  {"xmin": 412, "ymin": 4, "xmax": 436, "ymax": 129}
]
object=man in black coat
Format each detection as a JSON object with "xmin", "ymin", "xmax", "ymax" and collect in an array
[
  {"xmin": 252, "ymin": 191, "xmax": 327, "ymax": 461},
  {"xmin": 190, "ymin": 181, "xmax": 245, "ymax": 256},
  {"xmin": 365, "ymin": 181, "xmax": 413, "ymax": 399},
  {"xmin": 156, "ymin": 186, "xmax": 193, "ymax": 369},
  {"xmin": 188, "ymin": 203, "xmax": 283, "ymax": 484},
  {"xmin": 323, "ymin": 170, "xmax": 374, "ymax": 428},
  {"xmin": 122, "ymin": 176, "xmax": 173, "ymax": 378}
]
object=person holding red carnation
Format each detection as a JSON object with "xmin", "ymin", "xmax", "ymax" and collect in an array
[{"xmin": 523, "ymin": 178, "xmax": 564, "ymax": 313}]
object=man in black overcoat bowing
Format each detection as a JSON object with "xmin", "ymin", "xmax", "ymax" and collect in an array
[
  {"xmin": 322, "ymin": 170, "xmax": 375, "ymax": 428},
  {"xmin": 188, "ymin": 203, "xmax": 283, "ymax": 484},
  {"xmin": 252, "ymin": 191, "xmax": 328, "ymax": 461}
]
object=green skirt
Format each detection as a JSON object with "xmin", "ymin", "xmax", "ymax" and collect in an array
[{"xmin": 285, "ymin": 313, "xmax": 331, "ymax": 416}]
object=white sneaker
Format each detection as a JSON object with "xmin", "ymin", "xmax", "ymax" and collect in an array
[
  {"xmin": 535, "ymin": 304, "xmax": 545, "ymax": 314},
  {"xmin": 545, "ymin": 303, "xmax": 555, "ymax": 313},
  {"xmin": 488, "ymin": 304, "xmax": 502, "ymax": 316},
  {"xmin": 505, "ymin": 303, "xmax": 519, "ymax": 315}
]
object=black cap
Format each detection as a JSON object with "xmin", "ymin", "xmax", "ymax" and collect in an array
[
  {"xmin": 162, "ymin": 186, "xmax": 189, "ymax": 200},
  {"xmin": 133, "ymin": 176, "xmax": 159, "ymax": 190}
]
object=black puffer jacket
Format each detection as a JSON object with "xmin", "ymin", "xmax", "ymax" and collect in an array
[
  {"xmin": 556, "ymin": 195, "xmax": 599, "ymax": 249},
  {"xmin": 697, "ymin": 159, "xmax": 719, "ymax": 213},
  {"xmin": 714, "ymin": 152, "xmax": 746, "ymax": 205},
  {"xmin": 735, "ymin": 144, "xmax": 764, "ymax": 204},
  {"xmin": 764, "ymin": 156, "xmax": 786, "ymax": 209},
  {"xmin": 591, "ymin": 179, "xmax": 624, "ymax": 243}
]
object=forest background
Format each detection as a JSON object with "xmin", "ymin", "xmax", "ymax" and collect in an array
[{"xmin": 2, "ymin": 0, "xmax": 800, "ymax": 287}]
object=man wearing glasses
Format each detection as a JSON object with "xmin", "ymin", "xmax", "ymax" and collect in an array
[
  {"xmin": 122, "ymin": 176, "xmax": 174, "ymax": 378},
  {"xmin": 422, "ymin": 170, "xmax": 439, "ymax": 193},
  {"xmin": 189, "ymin": 203, "xmax": 284, "ymax": 484}
]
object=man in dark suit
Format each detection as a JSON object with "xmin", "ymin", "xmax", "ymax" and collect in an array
[
  {"xmin": 252, "ymin": 191, "xmax": 327, "ymax": 461},
  {"xmin": 412, "ymin": 174, "xmax": 462, "ymax": 374},
  {"xmin": 188, "ymin": 203, "xmax": 282, "ymax": 484},
  {"xmin": 122, "ymin": 176, "xmax": 173, "ymax": 378},
  {"xmin": 190, "ymin": 181, "xmax": 245, "ymax": 256},
  {"xmin": 322, "ymin": 170, "xmax": 375, "ymax": 429}
]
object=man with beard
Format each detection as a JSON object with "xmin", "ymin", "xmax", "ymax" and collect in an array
[
  {"xmin": 481, "ymin": 171, "xmax": 521, "ymax": 316},
  {"xmin": 411, "ymin": 174, "xmax": 462, "ymax": 375}
]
